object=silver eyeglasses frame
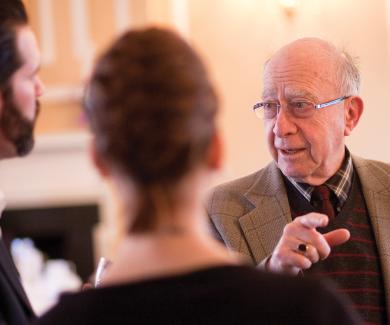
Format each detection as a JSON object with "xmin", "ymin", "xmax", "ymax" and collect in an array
[
  {"xmin": 253, "ymin": 95, "xmax": 351, "ymax": 119},
  {"xmin": 314, "ymin": 96, "xmax": 350, "ymax": 109}
]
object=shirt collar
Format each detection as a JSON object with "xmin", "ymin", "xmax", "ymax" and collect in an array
[{"xmin": 286, "ymin": 148, "xmax": 353, "ymax": 207}]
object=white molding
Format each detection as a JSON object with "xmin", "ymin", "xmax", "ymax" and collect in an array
[
  {"xmin": 114, "ymin": 0, "xmax": 131, "ymax": 34},
  {"xmin": 69, "ymin": 0, "xmax": 94, "ymax": 77},
  {"xmin": 42, "ymin": 85, "xmax": 83, "ymax": 103},
  {"xmin": 171, "ymin": 0, "xmax": 190, "ymax": 39},
  {"xmin": 32, "ymin": 132, "xmax": 90, "ymax": 154},
  {"xmin": 37, "ymin": 0, "xmax": 55, "ymax": 65},
  {"xmin": 0, "ymin": 132, "xmax": 102, "ymax": 210},
  {"xmin": 69, "ymin": 0, "xmax": 89, "ymax": 60}
]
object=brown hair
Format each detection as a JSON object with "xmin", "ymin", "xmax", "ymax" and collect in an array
[
  {"xmin": 85, "ymin": 28, "xmax": 218, "ymax": 233},
  {"xmin": 0, "ymin": 0, "xmax": 36, "ymax": 156},
  {"xmin": 0, "ymin": 0, "xmax": 28, "ymax": 88}
]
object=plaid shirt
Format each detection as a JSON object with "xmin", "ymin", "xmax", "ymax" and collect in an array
[{"xmin": 286, "ymin": 148, "xmax": 353, "ymax": 212}]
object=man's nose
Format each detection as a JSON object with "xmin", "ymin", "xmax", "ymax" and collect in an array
[{"xmin": 272, "ymin": 105, "xmax": 298, "ymax": 138}]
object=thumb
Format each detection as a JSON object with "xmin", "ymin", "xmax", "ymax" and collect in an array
[{"xmin": 323, "ymin": 228, "xmax": 350, "ymax": 247}]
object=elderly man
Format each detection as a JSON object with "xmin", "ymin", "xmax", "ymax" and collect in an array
[
  {"xmin": 0, "ymin": 0, "xmax": 44, "ymax": 324},
  {"xmin": 208, "ymin": 38, "xmax": 390, "ymax": 324}
]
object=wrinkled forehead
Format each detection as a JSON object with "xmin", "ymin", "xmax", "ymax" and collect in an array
[{"xmin": 262, "ymin": 41, "xmax": 339, "ymax": 99}]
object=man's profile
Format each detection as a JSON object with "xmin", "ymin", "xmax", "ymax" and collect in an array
[{"xmin": 0, "ymin": 0, "xmax": 44, "ymax": 323}]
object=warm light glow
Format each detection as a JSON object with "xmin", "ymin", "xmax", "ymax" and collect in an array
[{"xmin": 279, "ymin": 0, "xmax": 300, "ymax": 10}]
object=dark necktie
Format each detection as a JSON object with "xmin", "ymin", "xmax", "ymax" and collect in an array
[{"xmin": 311, "ymin": 185, "xmax": 335, "ymax": 219}]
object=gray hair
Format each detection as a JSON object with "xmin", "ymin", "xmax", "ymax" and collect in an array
[{"xmin": 337, "ymin": 50, "xmax": 360, "ymax": 96}]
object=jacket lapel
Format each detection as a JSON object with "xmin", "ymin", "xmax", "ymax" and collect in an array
[
  {"xmin": 233, "ymin": 155, "xmax": 390, "ymax": 318},
  {"xmin": 238, "ymin": 162, "xmax": 292, "ymax": 264},
  {"xmin": 353, "ymin": 156, "xmax": 390, "ymax": 320}
]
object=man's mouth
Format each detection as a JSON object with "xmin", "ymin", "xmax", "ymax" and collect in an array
[{"xmin": 279, "ymin": 148, "xmax": 305, "ymax": 155}]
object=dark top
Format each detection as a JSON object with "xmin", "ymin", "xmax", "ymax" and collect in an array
[{"xmin": 35, "ymin": 265, "xmax": 361, "ymax": 325}]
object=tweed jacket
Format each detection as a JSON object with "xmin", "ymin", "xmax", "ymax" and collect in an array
[{"xmin": 207, "ymin": 155, "xmax": 390, "ymax": 317}]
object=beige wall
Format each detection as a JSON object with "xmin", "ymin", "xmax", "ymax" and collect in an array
[
  {"xmin": 24, "ymin": 0, "xmax": 390, "ymax": 181},
  {"xmin": 5, "ymin": 0, "xmax": 388, "ymax": 263},
  {"xmin": 187, "ymin": 0, "xmax": 390, "ymax": 181}
]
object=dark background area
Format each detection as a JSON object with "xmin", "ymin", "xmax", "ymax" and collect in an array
[{"xmin": 0, "ymin": 204, "xmax": 99, "ymax": 282}]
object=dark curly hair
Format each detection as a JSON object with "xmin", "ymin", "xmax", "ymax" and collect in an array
[{"xmin": 85, "ymin": 28, "xmax": 218, "ymax": 233}]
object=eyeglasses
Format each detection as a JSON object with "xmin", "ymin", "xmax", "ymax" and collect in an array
[{"xmin": 253, "ymin": 95, "xmax": 350, "ymax": 119}]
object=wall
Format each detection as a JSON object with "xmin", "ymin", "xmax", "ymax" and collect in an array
[
  {"xmin": 187, "ymin": 0, "xmax": 390, "ymax": 181},
  {"xmin": 1, "ymin": 0, "xmax": 389, "ymax": 261},
  {"xmin": 22, "ymin": 0, "xmax": 390, "ymax": 181}
]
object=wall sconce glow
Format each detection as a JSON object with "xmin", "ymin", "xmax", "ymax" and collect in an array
[{"xmin": 279, "ymin": 0, "xmax": 300, "ymax": 16}]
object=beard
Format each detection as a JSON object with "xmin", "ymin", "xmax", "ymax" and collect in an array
[{"xmin": 0, "ymin": 85, "xmax": 40, "ymax": 156}]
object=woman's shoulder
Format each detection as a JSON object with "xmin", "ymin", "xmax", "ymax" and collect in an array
[{"xmin": 35, "ymin": 265, "xmax": 360, "ymax": 325}]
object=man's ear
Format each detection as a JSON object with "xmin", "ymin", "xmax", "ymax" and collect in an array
[
  {"xmin": 344, "ymin": 96, "xmax": 364, "ymax": 136},
  {"xmin": 206, "ymin": 131, "xmax": 223, "ymax": 170},
  {"xmin": 89, "ymin": 139, "xmax": 111, "ymax": 178}
]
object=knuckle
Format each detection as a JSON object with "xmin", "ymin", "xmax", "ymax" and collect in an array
[
  {"xmin": 294, "ymin": 216, "xmax": 303, "ymax": 223},
  {"xmin": 273, "ymin": 249, "xmax": 285, "ymax": 262},
  {"xmin": 319, "ymin": 245, "xmax": 331, "ymax": 259},
  {"xmin": 283, "ymin": 222, "xmax": 297, "ymax": 235},
  {"xmin": 313, "ymin": 256, "xmax": 320, "ymax": 264},
  {"xmin": 274, "ymin": 246, "xmax": 291, "ymax": 263},
  {"xmin": 310, "ymin": 251, "xmax": 320, "ymax": 263},
  {"xmin": 301, "ymin": 259, "xmax": 312, "ymax": 269},
  {"xmin": 323, "ymin": 246, "xmax": 331, "ymax": 258}
]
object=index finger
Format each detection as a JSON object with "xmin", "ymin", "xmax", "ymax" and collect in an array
[{"xmin": 296, "ymin": 213, "xmax": 329, "ymax": 229}]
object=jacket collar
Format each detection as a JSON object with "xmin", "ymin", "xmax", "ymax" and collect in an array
[{"xmin": 238, "ymin": 161, "xmax": 292, "ymax": 263}]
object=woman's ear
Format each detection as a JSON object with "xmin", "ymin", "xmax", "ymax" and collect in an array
[
  {"xmin": 344, "ymin": 96, "xmax": 364, "ymax": 136},
  {"xmin": 89, "ymin": 139, "xmax": 111, "ymax": 178},
  {"xmin": 206, "ymin": 131, "xmax": 223, "ymax": 170}
]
